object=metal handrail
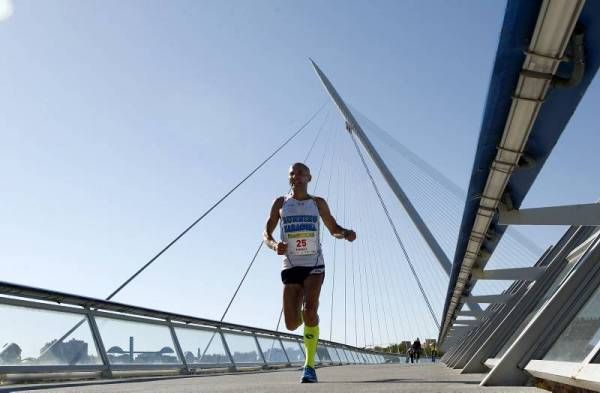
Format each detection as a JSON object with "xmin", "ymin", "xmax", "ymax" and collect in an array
[{"xmin": 0, "ymin": 281, "xmax": 396, "ymax": 378}]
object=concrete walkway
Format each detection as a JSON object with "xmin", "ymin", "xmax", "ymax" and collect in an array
[{"xmin": 5, "ymin": 364, "xmax": 547, "ymax": 393}]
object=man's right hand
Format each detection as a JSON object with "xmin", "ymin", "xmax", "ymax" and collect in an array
[{"xmin": 275, "ymin": 242, "xmax": 288, "ymax": 255}]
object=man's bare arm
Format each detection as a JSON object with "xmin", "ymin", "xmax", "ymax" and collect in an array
[
  {"xmin": 315, "ymin": 197, "xmax": 356, "ymax": 241},
  {"xmin": 263, "ymin": 197, "xmax": 288, "ymax": 254}
]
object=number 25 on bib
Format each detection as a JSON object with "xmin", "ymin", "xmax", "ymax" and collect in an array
[{"xmin": 287, "ymin": 232, "xmax": 318, "ymax": 256}]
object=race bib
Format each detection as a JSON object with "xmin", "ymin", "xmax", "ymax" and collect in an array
[{"xmin": 287, "ymin": 232, "xmax": 318, "ymax": 256}]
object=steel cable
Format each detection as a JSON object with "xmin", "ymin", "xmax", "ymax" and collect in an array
[{"xmin": 349, "ymin": 133, "xmax": 440, "ymax": 329}]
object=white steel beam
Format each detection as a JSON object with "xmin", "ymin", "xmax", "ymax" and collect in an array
[
  {"xmin": 457, "ymin": 310, "xmax": 486, "ymax": 318},
  {"xmin": 471, "ymin": 266, "xmax": 546, "ymax": 281},
  {"xmin": 463, "ymin": 294, "xmax": 513, "ymax": 304},
  {"xmin": 499, "ymin": 203, "xmax": 600, "ymax": 226},
  {"xmin": 453, "ymin": 319, "xmax": 483, "ymax": 327},
  {"xmin": 310, "ymin": 59, "xmax": 453, "ymax": 276}
]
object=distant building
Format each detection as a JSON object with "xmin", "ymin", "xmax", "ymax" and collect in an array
[
  {"xmin": 231, "ymin": 350, "xmax": 259, "ymax": 363},
  {"xmin": 425, "ymin": 339, "xmax": 437, "ymax": 348},
  {"xmin": 0, "ymin": 343, "xmax": 22, "ymax": 364},
  {"xmin": 107, "ymin": 346, "xmax": 131, "ymax": 364},
  {"xmin": 39, "ymin": 338, "xmax": 91, "ymax": 365},
  {"xmin": 401, "ymin": 341, "xmax": 412, "ymax": 352},
  {"xmin": 108, "ymin": 343, "xmax": 178, "ymax": 364},
  {"xmin": 134, "ymin": 346, "xmax": 178, "ymax": 364},
  {"xmin": 263, "ymin": 344, "xmax": 288, "ymax": 363},
  {"xmin": 423, "ymin": 339, "xmax": 437, "ymax": 356}
]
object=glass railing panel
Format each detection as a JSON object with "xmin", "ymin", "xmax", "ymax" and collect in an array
[
  {"xmin": 95, "ymin": 317, "xmax": 180, "ymax": 365},
  {"xmin": 256, "ymin": 336, "xmax": 287, "ymax": 364},
  {"xmin": 363, "ymin": 353, "xmax": 371, "ymax": 363},
  {"xmin": 358, "ymin": 351, "xmax": 366, "ymax": 363},
  {"xmin": 336, "ymin": 347, "xmax": 349, "ymax": 363},
  {"xmin": 344, "ymin": 349, "xmax": 356, "ymax": 363},
  {"xmin": 542, "ymin": 283, "xmax": 600, "ymax": 362},
  {"xmin": 326, "ymin": 346, "xmax": 341, "ymax": 363},
  {"xmin": 354, "ymin": 351, "xmax": 365, "ymax": 363},
  {"xmin": 355, "ymin": 351, "xmax": 364, "ymax": 363},
  {"xmin": 222, "ymin": 332, "xmax": 261, "ymax": 364},
  {"xmin": 362, "ymin": 352, "xmax": 373, "ymax": 364},
  {"xmin": 174, "ymin": 327, "xmax": 230, "ymax": 366},
  {"xmin": 344, "ymin": 349, "xmax": 353, "ymax": 363},
  {"xmin": 593, "ymin": 347, "xmax": 600, "ymax": 363},
  {"xmin": 340, "ymin": 349, "xmax": 349, "ymax": 363},
  {"xmin": 316, "ymin": 346, "xmax": 332, "ymax": 363},
  {"xmin": 496, "ymin": 233, "xmax": 597, "ymax": 358},
  {"xmin": 0, "ymin": 304, "xmax": 101, "ymax": 367},
  {"xmin": 280, "ymin": 338, "xmax": 304, "ymax": 364}
]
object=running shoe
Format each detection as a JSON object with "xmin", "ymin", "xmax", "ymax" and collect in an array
[{"xmin": 300, "ymin": 366, "xmax": 318, "ymax": 383}]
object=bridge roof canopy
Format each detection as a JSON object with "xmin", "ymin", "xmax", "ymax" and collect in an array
[{"xmin": 442, "ymin": 0, "xmax": 600, "ymax": 340}]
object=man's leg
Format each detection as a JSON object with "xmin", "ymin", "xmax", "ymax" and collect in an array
[
  {"xmin": 283, "ymin": 284, "xmax": 303, "ymax": 331},
  {"xmin": 302, "ymin": 273, "xmax": 323, "ymax": 371}
]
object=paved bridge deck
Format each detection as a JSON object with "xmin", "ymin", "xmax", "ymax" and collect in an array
[{"xmin": 6, "ymin": 364, "xmax": 546, "ymax": 393}]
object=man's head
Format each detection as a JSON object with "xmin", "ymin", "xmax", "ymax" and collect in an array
[{"xmin": 288, "ymin": 162, "xmax": 311, "ymax": 190}]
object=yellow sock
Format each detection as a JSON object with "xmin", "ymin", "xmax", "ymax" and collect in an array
[{"xmin": 303, "ymin": 324, "xmax": 319, "ymax": 368}]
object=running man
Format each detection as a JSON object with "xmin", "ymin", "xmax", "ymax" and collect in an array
[{"xmin": 263, "ymin": 162, "xmax": 356, "ymax": 383}]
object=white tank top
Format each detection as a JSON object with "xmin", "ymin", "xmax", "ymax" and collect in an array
[{"xmin": 279, "ymin": 194, "xmax": 324, "ymax": 270}]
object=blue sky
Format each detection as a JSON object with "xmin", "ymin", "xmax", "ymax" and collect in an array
[{"xmin": 1, "ymin": 0, "xmax": 599, "ymax": 348}]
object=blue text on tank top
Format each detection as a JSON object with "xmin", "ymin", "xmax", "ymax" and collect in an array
[{"xmin": 282, "ymin": 215, "xmax": 318, "ymax": 233}]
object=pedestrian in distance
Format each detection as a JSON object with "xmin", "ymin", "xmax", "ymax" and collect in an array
[{"xmin": 412, "ymin": 338, "xmax": 422, "ymax": 363}]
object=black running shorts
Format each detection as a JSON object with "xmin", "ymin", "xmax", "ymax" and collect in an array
[{"xmin": 281, "ymin": 265, "xmax": 325, "ymax": 285}]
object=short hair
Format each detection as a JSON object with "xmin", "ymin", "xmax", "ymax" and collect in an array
[{"xmin": 291, "ymin": 162, "xmax": 310, "ymax": 174}]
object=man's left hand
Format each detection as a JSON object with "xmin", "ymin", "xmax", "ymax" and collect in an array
[{"xmin": 345, "ymin": 230, "xmax": 357, "ymax": 242}]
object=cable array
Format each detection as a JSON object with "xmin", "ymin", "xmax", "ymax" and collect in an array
[{"xmin": 83, "ymin": 99, "xmax": 549, "ymax": 352}]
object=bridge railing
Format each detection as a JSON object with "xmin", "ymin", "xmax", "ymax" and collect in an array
[{"xmin": 0, "ymin": 281, "xmax": 398, "ymax": 379}]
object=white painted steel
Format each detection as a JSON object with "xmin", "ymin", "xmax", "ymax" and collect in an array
[
  {"xmin": 460, "ymin": 229, "xmax": 591, "ymax": 374},
  {"xmin": 463, "ymin": 294, "xmax": 513, "ymax": 304},
  {"xmin": 471, "ymin": 267, "xmax": 546, "ymax": 281},
  {"xmin": 526, "ymin": 360, "xmax": 600, "ymax": 392},
  {"xmin": 310, "ymin": 58, "xmax": 453, "ymax": 277},
  {"xmin": 499, "ymin": 203, "xmax": 600, "ymax": 225},
  {"xmin": 441, "ymin": 0, "xmax": 585, "ymax": 345},
  {"xmin": 481, "ymin": 235, "xmax": 600, "ymax": 386}
]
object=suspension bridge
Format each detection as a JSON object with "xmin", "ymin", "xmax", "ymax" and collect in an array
[{"xmin": 1, "ymin": 0, "xmax": 600, "ymax": 392}]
